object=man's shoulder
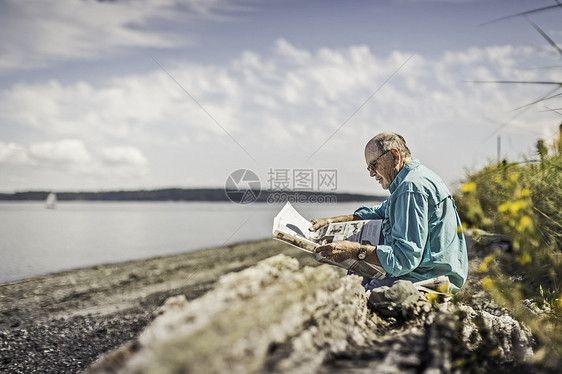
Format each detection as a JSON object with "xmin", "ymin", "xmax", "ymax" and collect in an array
[{"xmin": 397, "ymin": 162, "xmax": 451, "ymax": 199}]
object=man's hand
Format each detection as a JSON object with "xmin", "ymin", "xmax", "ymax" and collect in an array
[
  {"xmin": 309, "ymin": 214, "xmax": 357, "ymax": 231},
  {"xmin": 309, "ymin": 218, "xmax": 332, "ymax": 232},
  {"xmin": 314, "ymin": 240, "xmax": 361, "ymax": 263}
]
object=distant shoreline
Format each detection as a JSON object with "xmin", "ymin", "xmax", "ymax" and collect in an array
[{"xmin": 0, "ymin": 188, "xmax": 385, "ymax": 203}]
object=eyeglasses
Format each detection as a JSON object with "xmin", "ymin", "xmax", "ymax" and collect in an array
[{"xmin": 366, "ymin": 149, "xmax": 391, "ymax": 172}]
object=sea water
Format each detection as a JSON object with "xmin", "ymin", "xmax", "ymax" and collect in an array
[{"xmin": 0, "ymin": 201, "xmax": 379, "ymax": 283}]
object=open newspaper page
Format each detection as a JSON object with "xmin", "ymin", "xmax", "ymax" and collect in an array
[{"xmin": 272, "ymin": 202, "xmax": 386, "ymax": 279}]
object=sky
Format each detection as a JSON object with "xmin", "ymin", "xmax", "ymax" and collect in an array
[{"xmin": 0, "ymin": 0, "xmax": 560, "ymax": 196}]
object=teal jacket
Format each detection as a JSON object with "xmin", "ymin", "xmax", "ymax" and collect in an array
[{"xmin": 354, "ymin": 160, "xmax": 468, "ymax": 291}]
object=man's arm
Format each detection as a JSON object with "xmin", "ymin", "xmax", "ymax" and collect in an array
[
  {"xmin": 309, "ymin": 214, "xmax": 361, "ymax": 232},
  {"xmin": 375, "ymin": 191, "xmax": 429, "ymax": 276},
  {"xmin": 353, "ymin": 199, "xmax": 388, "ymax": 220},
  {"xmin": 314, "ymin": 241, "xmax": 382, "ymax": 266}
]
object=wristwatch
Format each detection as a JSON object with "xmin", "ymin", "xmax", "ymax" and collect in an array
[{"xmin": 357, "ymin": 246, "xmax": 367, "ymax": 260}]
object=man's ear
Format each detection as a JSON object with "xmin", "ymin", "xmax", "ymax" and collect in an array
[{"xmin": 391, "ymin": 149, "xmax": 400, "ymax": 165}]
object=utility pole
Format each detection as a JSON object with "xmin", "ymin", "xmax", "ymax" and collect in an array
[
  {"xmin": 497, "ymin": 135, "xmax": 501, "ymax": 161},
  {"xmin": 557, "ymin": 123, "xmax": 562, "ymax": 154}
]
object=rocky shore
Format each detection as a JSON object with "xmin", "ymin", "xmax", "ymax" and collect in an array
[
  {"xmin": 0, "ymin": 237, "xmax": 552, "ymax": 373},
  {"xmin": 0, "ymin": 240, "xmax": 314, "ymax": 373}
]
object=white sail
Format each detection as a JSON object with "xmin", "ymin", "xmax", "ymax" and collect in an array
[{"xmin": 45, "ymin": 192, "xmax": 57, "ymax": 209}]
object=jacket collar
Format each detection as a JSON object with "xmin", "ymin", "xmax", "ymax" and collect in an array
[{"xmin": 389, "ymin": 160, "xmax": 420, "ymax": 194}]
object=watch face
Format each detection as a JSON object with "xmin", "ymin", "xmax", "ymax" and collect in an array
[{"xmin": 357, "ymin": 249, "xmax": 367, "ymax": 260}]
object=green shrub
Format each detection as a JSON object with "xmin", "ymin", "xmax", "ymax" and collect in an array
[{"xmin": 454, "ymin": 141, "xmax": 562, "ymax": 369}]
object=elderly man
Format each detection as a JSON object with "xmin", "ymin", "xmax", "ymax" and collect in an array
[{"xmin": 310, "ymin": 132, "xmax": 468, "ymax": 291}]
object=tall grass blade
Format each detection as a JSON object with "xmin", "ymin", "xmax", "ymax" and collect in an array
[
  {"xmin": 526, "ymin": 17, "xmax": 562, "ymax": 57},
  {"xmin": 479, "ymin": 4, "xmax": 562, "ymax": 26}
]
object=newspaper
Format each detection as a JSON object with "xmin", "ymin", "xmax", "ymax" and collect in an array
[{"xmin": 272, "ymin": 202, "xmax": 386, "ymax": 279}]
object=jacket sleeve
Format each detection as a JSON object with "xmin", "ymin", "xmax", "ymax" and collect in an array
[
  {"xmin": 375, "ymin": 190, "xmax": 429, "ymax": 277},
  {"xmin": 353, "ymin": 199, "xmax": 387, "ymax": 220}
]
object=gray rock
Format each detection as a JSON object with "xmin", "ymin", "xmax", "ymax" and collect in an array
[
  {"xmin": 368, "ymin": 280, "xmax": 423, "ymax": 317},
  {"xmin": 86, "ymin": 254, "xmax": 536, "ymax": 374}
]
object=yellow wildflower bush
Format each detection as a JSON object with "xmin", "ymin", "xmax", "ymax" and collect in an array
[{"xmin": 455, "ymin": 149, "xmax": 562, "ymax": 369}]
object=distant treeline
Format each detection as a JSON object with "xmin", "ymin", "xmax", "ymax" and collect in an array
[{"xmin": 0, "ymin": 188, "xmax": 384, "ymax": 203}]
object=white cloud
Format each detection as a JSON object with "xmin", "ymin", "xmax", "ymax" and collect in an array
[
  {"xmin": 0, "ymin": 139, "xmax": 149, "ymax": 191},
  {"xmin": 0, "ymin": 40, "xmax": 559, "ymax": 192},
  {"xmin": 275, "ymin": 39, "xmax": 312, "ymax": 65},
  {"xmin": 0, "ymin": 0, "xmax": 254, "ymax": 72},
  {"xmin": 101, "ymin": 146, "xmax": 148, "ymax": 166},
  {"xmin": 0, "ymin": 142, "xmax": 32, "ymax": 165},
  {"xmin": 29, "ymin": 139, "xmax": 92, "ymax": 164}
]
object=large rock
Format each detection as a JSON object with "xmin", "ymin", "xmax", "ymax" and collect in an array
[{"xmin": 87, "ymin": 254, "xmax": 535, "ymax": 374}]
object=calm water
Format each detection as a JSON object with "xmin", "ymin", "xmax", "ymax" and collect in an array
[{"xmin": 0, "ymin": 201, "xmax": 374, "ymax": 283}]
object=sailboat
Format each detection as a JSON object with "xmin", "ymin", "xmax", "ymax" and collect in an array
[{"xmin": 45, "ymin": 192, "xmax": 57, "ymax": 209}]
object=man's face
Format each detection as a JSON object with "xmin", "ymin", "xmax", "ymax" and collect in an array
[{"xmin": 365, "ymin": 148, "xmax": 396, "ymax": 190}]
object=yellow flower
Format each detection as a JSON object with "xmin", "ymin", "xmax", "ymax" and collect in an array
[
  {"xmin": 460, "ymin": 182, "xmax": 477, "ymax": 193},
  {"xmin": 516, "ymin": 215, "xmax": 532, "ymax": 232},
  {"xmin": 425, "ymin": 292, "xmax": 438, "ymax": 304},
  {"xmin": 498, "ymin": 200, "xmax": 527, "ymax": 214},
  {"xmin": 520, "ymin": 188, "xmax": 531, "ymax": 198},
  {"xmin": 512, "ymin": 200, "xmax": 527, "ymax": 212},
  {"xmin": 516, "ymin": 253, "xmax": 532, "ymax": 265},
  {"xmin": 520, "ymin": 215, "xmax": 532, "ymax": 227},
  {"xmin": 482, "ymin": 276, "xmax": 494, "ymax": 291},
  {"xmin": 437, "ymin": 284, "xmax": 450, "ymax": 293},
  {"xmin": 478, "ymin": 255, "xmax": 494, "ymax": 273}
]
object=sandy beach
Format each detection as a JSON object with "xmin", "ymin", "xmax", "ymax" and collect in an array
[{"xmin": 0, "ymin": 239, "xmax": 315, "ymax": 374}]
